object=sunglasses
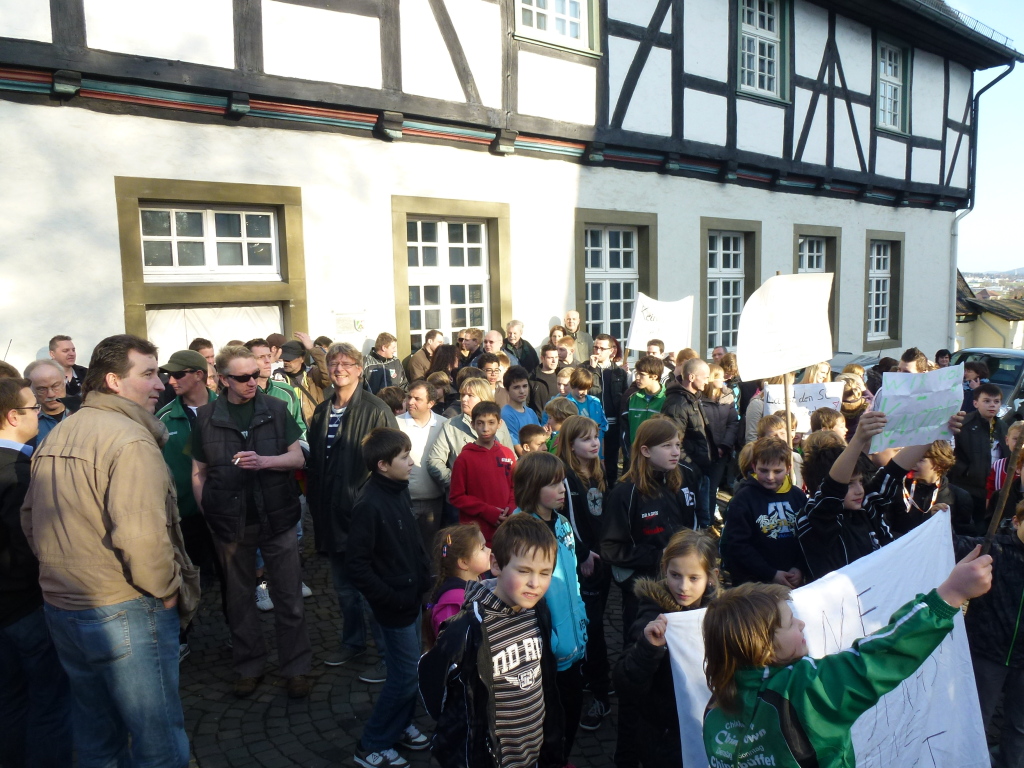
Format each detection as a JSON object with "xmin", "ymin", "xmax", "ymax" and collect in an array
[
  {"xmin": 168, "ymin": 369, "xmax": 201, "ymax": 379},
  {"xmin": 457, "ymin": 338, "xmax": 466, "ymax": 343},
  {"xmin": 224, "ymin": 373, "xmax": 259, "ymax": 383}
]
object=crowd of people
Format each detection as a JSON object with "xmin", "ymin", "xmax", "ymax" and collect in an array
[{"xmin": 0, "ymin": 320, "xmax": 1013, "ymax": 768}]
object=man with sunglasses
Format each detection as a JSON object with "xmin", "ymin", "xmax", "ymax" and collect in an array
[
  {"xmin": 191, "ymin": 346, "xmax": 311, "ymax": 699},
  {"xmin": 157, "ymin": 350, "xmax": 220, "ymax": 660}
]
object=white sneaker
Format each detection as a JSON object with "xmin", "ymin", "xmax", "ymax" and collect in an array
[
  {"xmin": 301, "ymin": 582, "xmax": 313, "ymax": 598},
  {"xmin": 255, "ymin": 581, "xmax": 274, "ymax": 612},
  {"xmin": 398, "ymin": 723, "xmax": 429, "ymax": 750},
  {"xmin": 354, "ymin": 745, "xmax": 409, "ymax": 767}
]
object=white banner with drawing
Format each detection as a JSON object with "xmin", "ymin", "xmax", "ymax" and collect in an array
[
  {"xmin": 869, "ymin": 365, "xmax": 964, "ymax": 453},
  {"xmin": 764, "ymin": 381, "xmax": 845, "ymax": 433},
  {"xmin": 664, "ymin": 510, "xmax": 987, "ymax": 768},
  {"xmin": 625, "ymin": 293, "xmax": 694, "ymax": 353}
]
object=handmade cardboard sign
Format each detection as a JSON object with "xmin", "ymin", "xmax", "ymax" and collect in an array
[
  {"xmin": 735, "ymin": 273, "xmax": 833, "ymax": 382},
  {"xmin": 869, "ymin": 364, "xmax": 964, "ymax": 453},
  {"xmin": 626, "ymin": 293, "xmax": 694, "ymax": 353},
  {"xmin": 764, "ymin": 381, "xmax": 845, "ymax": 432},
  {"xmin": 664, "ymin": 510, "xmax": 986, "ymax": 768}
]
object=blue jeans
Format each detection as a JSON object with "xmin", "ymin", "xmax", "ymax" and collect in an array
[
  {"xmin": 45, "ymin": 597, "xmax": 189, "ymax": 768},
  {"xmin": 329, "ymin": 552, "xmax": 386, "ymax": 654},
  {"xmin": 0, "ymin": 606, "xmax": 72, "ymax": 767},
  {"xmin": 361, "ymin": 616, "xmax": 421, "ymax": 752}
]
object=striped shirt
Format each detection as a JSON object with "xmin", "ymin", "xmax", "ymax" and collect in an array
[
  {"xmin": 325, "ymin": 406, "xmax": 346, "ymax": 455},
  {"xmin": 467, "ymin": 580, "xmax": 546, "ymax": 768}
]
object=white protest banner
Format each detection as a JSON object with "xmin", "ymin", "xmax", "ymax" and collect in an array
[
  {"xmin": 869, "ymin": 364, "xmax": 964, "ymax": 453},
  {"xmin": 665, "ymin": 510, "xmax": 987, "ymax": 768},
  {"xmin": 735, "ymin": 273, "xmax": 833, "ymax": 382},
  {"xmin": 626, "ymin": 293, "xmax": 694, "ymax": 353},
  {"xmin": 764, "ymin": 381, "xmax": 845, "ymax": 432}
]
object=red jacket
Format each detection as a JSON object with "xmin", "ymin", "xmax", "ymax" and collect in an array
[{"xmin": 449, "ymin": 442, "xmax": 516, "ymax": 544}]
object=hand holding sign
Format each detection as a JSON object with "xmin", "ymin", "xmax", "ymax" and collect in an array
[{"xmin": 869, "ymin": 365, "xmax": 964, "ymax": 453}]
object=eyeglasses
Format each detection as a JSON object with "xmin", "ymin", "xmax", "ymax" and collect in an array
[
  {"xmin": 457, "ymin": 338, "xmax": 466, "ymax": 343},
  {"xmin": 168, "ymin": 369, "xmax": 201, "ymax": 379},
  {"xmin": 33, "ymin": 384, "xmax": 63, "ymax": 395},
  {"xmin": 16, "ymin": 404, "xmax": 42, "ymax": 413},
  {"xmin": 593, "ymin": 345, "xmax": 611, "ymax": 351},
  {"xmin": 329, "ymin": 361, "xmax": 361, "ymax": 371},
  {"xmin": 224, "ymin": 373, "xmax": 259, "ymax": 383}
]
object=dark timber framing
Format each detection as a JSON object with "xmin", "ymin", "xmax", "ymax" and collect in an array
[{"xmin": 113, "ymin": 177, "xmax": 308, "ymax": 341}]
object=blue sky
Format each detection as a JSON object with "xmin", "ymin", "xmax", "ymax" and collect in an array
[{"xmin": 945, "ymin": 0, "xmax": 1024, "ymax": 272}]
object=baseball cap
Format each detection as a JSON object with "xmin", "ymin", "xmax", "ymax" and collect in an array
[
  {"xmin": 266, "ymin": 333, "xmax": 287, "ymax": 348},
  {"xmin": 279, "ymin": 340, "xmax": 306, "ymax": 362},
  {"xmin": 161, "ymin": 350, "xmax": 210, "ymax": 373}
]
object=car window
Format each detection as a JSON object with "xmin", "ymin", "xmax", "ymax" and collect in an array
[{"xmin": 987, "ymin": 357, "xmax": 1024, "ymax": 388}]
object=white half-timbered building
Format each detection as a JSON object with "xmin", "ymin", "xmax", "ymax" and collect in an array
[{"xmin": 0, "ymin": 0, "xmax": 1020, "ymax": 368}]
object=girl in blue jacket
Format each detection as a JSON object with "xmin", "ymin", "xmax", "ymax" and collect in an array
[{"xmin": 513, "ymin": 451, "xmax": 589, "ymax": 767}]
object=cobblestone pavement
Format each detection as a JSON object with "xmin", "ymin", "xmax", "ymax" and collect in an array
[{"xmin": 180, "ymin": 529, "xmax": 627, "ymax": 768}]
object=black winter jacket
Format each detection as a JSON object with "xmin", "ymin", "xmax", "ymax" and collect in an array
[
  {"xmin": 702, "ymin": 396, "xmax": 740, "ymax": 456},
  {"xmin": 346, "ymin": 473, "xmax": 431, "ymax": 627},
  {"xmin": 363, "ymin": 349, "xmax": 409, "ymax": 395},
  {"xmin": 563, "ymin": 467, "xmax": 605, "ymax": 566},
  {"xmin": 949, "ymin": 410, "xmax": 1007, "ymax": 500},
  {"xmin": 956, "ymin": 532, "xmax": 1024, "ymax": 668},
  {"xmin": 194, "ymin": 393, "xmax": 301, "ymax": 543},
  {"xmin": 662, "ymin": 383, "xmax": 716, "ymax": 475},
  {"xmin": 502, "ymin": 339, "xmax": 539, "ymax": 375},
  {"xmin": 886, "ymin": 476, "xmax": 974, "ymax": 536},
  {"xmin": 796, "ymin": 462, "xmax": 901, "ymax": 582},
  {"xmin": 307, "ymin": 386, "xmax": 397, "ymax": 553},
  {"xmin": 419, "ymin": 581, "xmax": 564, "ymax": 768},
  {"xmin": 721, "ymin": 477, "xmax": 807, "ymax": 584},
  {"xmin": 530, "ymin": 369, "xmax": 562, "ymax": 416},
  {"xmin": 601, "ymin": 472, "xmax": 698, "ymax": 579},
  {"xmin": 581, "ymin": 363, "xmax": 629, "ymax": 421},
  {"xmin": 0, "ymin": 447, "xmax": 41, "ymax": 626}
]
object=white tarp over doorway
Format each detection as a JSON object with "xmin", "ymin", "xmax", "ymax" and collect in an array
[{"xmin": 146, "ymin": 304, "xmax": 283, "ymax": 366}]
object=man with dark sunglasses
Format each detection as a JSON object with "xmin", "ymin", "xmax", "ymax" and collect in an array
[
  {"xmin": 191, "ymin": 345, "xmax": 311, "ymax": 699},
  {"xmin": 157, "ymin": 350, "xmax": 219, "ymax": 661}
]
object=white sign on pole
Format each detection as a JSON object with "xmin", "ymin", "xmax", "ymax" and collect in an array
[
  {"xmin": 664, "ymin": 510, "xmax": 986, "ymax": 768},
  {"xmin": 735, "ymin": 273, "xmax": 833, "ymax": 382},
  {"xmin": 869, "ymin": 364, "xmax": 964, "ymax": 453},
  {"xmin": 626, "ymin": 293, "xmax": 694, "ymax": 353},
  {"xmin": 764, "ymin": 381, "xmax": 845, "ymax": 432}
]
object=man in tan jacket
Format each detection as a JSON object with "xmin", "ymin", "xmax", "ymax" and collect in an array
[{"xmin": 21, "ymin": 334, "xmax": 198, "ymax": 768}]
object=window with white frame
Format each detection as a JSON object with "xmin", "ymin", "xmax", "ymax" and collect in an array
[
  {"xmin": 739, "ymin": 0, "xmax": 783, "ymax": 98},
  {"xmin": 407, "ymin": 219, "xmax": 489, "ymax": 351},
  {"xmin": 584, "ymin": 226, "xmax": 638, "ymax": 351},
  {"xmin": 707, "ymin": 232, "xmax": 745, "ymax": 354},
  {"xmin": 140, "ymin": 206, "xmax": 279, "ymax": 282},
  {"xmin": 877, "ymin": 42, "xmax": 906, "ymax": 131},
  {"xmin": 516, "ymin": 0, "xmax": 592, "ymax": 50},
  {"xmin": 797, "ymin": 236, "xmax": 825, "ymax": 272},
  {"xmin": 867, "ymin": 241, "xmax": 892, "ymax": 340}
]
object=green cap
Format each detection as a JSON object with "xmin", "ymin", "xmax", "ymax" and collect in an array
[{"xmin": 161, "ymin": 350, "xmax": 210, "ymax": 373}]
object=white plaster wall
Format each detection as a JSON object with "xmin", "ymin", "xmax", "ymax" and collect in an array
[
  {"xmin": 911, "ymin": 48, "xmax": 945, "ymax": 141},
  {"xmin": 262, "ymin": 1, "xmax": 381, "ymax": 89},
  {"xmin": 400, "ymin": 0, "xmax": 464, "ymax": 103},
  {"xmin": 852, "ymin": 103, "xmax": 872, "ymax": 168},
  {"xmin": 445, "ymin": 0, "xmax": 503, "ymax": 108},
  {"xmin": 832, "ymin": 15, "xmax": 872, "ymax": 95},
  {"xmin": 793, "ymin": 0, "xmax": 828, "ymax": 79},
  {"xmin": 947, "ymin": 130, "xmax": 970, "ymax": 188},
  {"xmin": 795, "ymin": 87, "xmax": 826, "ymax": 166},
  {"xmin": 0, "ymin": 0, "xmax": 51, "ymax": 43},
  {"xmin": 83, "ymin": 0, "xmax": 234, "ymax": 68},
  {"xmin": 833, "ymin": 105, "xmax": 862, "ymax": 172},
  {"xmin": 948, "ymin": 62, "xmax": 972, "ymax": 121},
  {"xmin": 875, "ymin": 135, "xmax": 907, "ymax": 179},
  {"xmin": 0, "ymin": 99, "xmax": 956, "ymax": 371},
  {"xmin": 608, "ymin": 0, "xmax": 671, "ymax": 33},
  {"xmin": 622, "ymin": 47, "xmax": 672, "ymax": 137},
  {"xmin": 517, "ymin": 52, "xmax": 596, "ymax": 125},
  {"xmin": 683, "ymin": 0, "xmax": 729, "ymax": 82},
  {"xmin": 608, "ymin": 36, "xmax": 639, "ymax": 120},
  {"xmin": 736, "ymin": 100, "xmax": 784, "ymax": 157},
  {"xmin": 911, "ymin": 147, "xmax": 941, "ymax": 185},
  {"xmin": 683, "ymin": 89, "xmax": 727, "ymax": 145}
]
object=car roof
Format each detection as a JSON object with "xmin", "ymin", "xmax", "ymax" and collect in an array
[{"xmin": 953, "ymin": 348, "xmax": 1024, "ymax": 359}]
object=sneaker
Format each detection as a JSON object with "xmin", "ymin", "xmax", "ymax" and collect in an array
[
  {"xmin": 287, "ymin": 674, "xmax": 311, "ymax": 699},
  {"xmin": 255, "ymin": 581, "xmax": 274, "ymax": 612},
  {"xmin": 398, "ymin": 723, "xmax": 429, "ymax": 751},
  {"xmin": 178, "ymin": 642, "xmax": 191, "ymax": 663},
  {"xmin": 324, "ymin": 647, "xmax": 366, "ymax": 667},
  {"xmin": 301, "ymin": 582, "xmax": 313, "ymax": 598},
  {"xmin": 358, "ymin": 660, "xmax": 387, "ymax": 684},
  {"xmin": 579, "ymin": 698, "xmax": 610, "ymax": 731},
  {"xmin": 354, "ymin": 745, "xmax": 409, "ymax": 767}
]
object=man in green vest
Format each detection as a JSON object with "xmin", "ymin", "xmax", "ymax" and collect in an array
[{"xmin": 156, "ymin": 349, "xmax": 218, "ymax": 662}]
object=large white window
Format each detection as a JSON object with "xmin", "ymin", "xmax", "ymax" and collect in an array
[
  {"xmin": 797, "ymin": 236, "xmax": 825, "ymax": 272},
  {"xmin": 140, "ymin": 206, "xmax": 279, "ymax": 282},
  {"xmin": 584, "ymin": 226, "xmax": 638, "ymax": 351},
  {"xmin": 877, "ymin": 43, "xmax": 905, "ymax": 131},
  {"xmin": 707, "ymin": 232, "xmax": 745, "ymax": 353},
  {"xmin": 516, "ymin": 0, "xmax": 591, "ymax": 50},
  {"xmin": 739, "ymin": 0, "xmax": 782, "ymax": 98},
  {"xmin": 867, "ymin": 241, "xmax": 891, "ymax": 340},
  {"xmin": 407, "ymin": 220, "xmax": 489, "ymax": 351}
]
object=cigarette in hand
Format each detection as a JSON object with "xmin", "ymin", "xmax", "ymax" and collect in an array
[{"xmin": 233, "ymin": 457, "xmax": 241, "ymax": 465}]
